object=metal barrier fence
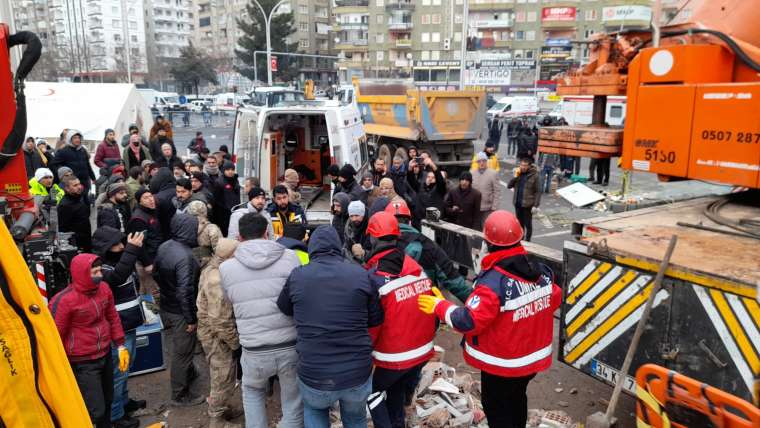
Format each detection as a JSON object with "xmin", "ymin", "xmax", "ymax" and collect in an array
[{"xmin": 154, "ymin": 110, "xmax": 236, "ymax": 129}]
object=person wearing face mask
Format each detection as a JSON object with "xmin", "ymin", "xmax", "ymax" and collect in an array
[
  {"xmin": 95, "ymin": 129, "xmax": 123, "ymax": 169},
  {"xmin": 92, "ymin": 228, "xmax": 147, "ymax": 428},
  {"xmin": 121, "ymin": 134, "xmax": 153, "ymax": 171},
  {"xmin": 49, "ymin": 253, "xmax": 128, "ymax": 428},
  {"xmin": 120, "ymin": 124, "xmax": 148, "ymax": 148},
  {"xmin": 228, "ymin": 187, "xmax": 274, "ymax": 241}
]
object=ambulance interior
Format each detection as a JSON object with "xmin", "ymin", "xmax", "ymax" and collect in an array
[{"xmin": 260, "ymin": 112, "xmax": 333, "ymax": 210}]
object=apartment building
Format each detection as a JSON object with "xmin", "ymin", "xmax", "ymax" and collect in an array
[
  {"xmin": 143, "ymin": 0, "xmax": 192, "ymax": 87},
  {"xmin": 333, "ymin": 0, "xmax": 657, "ymax": 91},
  {"xmin": 193, "ymin": 0, "xmax": 335, "ymax": 86},
  {"xmin": 11, "ymin": 0, "xmax": 148, "ymax": 79}
]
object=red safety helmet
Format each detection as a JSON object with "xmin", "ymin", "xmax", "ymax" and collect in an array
[
  {"xmin": 366, "ymin": 211, "xmax": 400, "ymax": 238},
  {"xmin": 385, "ymin": 199, "xmax": 411, "ymax": 218},
  {"xmin": 483, "ymin": 210, "xmax": 523, "ymax": 246}
]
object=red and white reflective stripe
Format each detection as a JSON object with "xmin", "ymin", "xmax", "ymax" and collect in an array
[
  {"xmin": 443, "ymin": 305, "xmax": 456, "ymax": 328},
  {"xmin": 465, "ymin": 342, "xmax": 552, "ymax": 368},
  {"xmin": 501, "ymin": 283, "xmax": 553, "ymax": 311},
  {"xmin": 373, "ymin": 341, "xmax": 434, "ymax": 363},
  {"xmin": 36, "ymin": 263, "xmax": 48, "ymax": 303},
  {"xmin": 377, "ymin": 273, "xmax": 429, "ymax": 296}
]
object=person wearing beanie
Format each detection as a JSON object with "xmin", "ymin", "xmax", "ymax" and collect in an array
[
  {"xmin": 338, "ymin": 164, "xmax": 363, "ymax": 201},
  {"xmin": 358, "ymin": 172, "xmax": 373, "ymax": 204},
  {"xmin": 95, "ymin": 128, "xmax": 123, "ymax": 169},
  {"xmin": 127, "ymin": 188, "xmax": 162, "ymax": 274},
  {"xmin": 227, "ymin": 186, "xmax": 274, "ymax": 241},
  {"xmin": 212, "ymin": 162, "xmax": 241, "ymax": 235},
  {"xmin": 471, "ymin": 150, "xmax": 501, "ymax": 229},
  {"xmin": 29, "ymin": 167, "xmax": 64, "ymax": 206},
  {"xmin": 120, "ymin": 123, "xmax": 148, "ymax": 148},
  {"xmin": 281, "ymin": 168, "xmax": 301, "ymax": 204},
  {"xmin": 189, "ymin": 171, "xmax": 214, "ymax": 214},
  {"xmin": 344, "ymin": 200, "xmax": 370, "ymax": 262},
  {"xmin": 277, "ymin": 223, "xmax": 309, "ymax": 265},
  {"xmin": 96, "ymin": 174, "xmax": 127, "ymax": 207},
  {"xmin": 49, "ymin": 129, "xmax": 96, "ymax": 200},
  {"xmin": 56, "ymin": 165, "xmax": 74, "ymax": 182},
  {"xmin": 326, "ymin": 164, "xmax": 342, "ymax": 193},
  {"xmin": 58, "ymin": 175, "xmax": 93, "ymax": 253},
  {"xmin": 98, "ymin": 181, "xmax": 131, "ymax": 233},
  {"xmin": 444, "ymin": 171, "xmax": 481, "ymax": 230}
]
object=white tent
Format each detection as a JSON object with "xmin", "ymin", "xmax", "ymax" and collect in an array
[{"xmin": 24, "ymin": 82, "xmax": 154, "ymax": 144}]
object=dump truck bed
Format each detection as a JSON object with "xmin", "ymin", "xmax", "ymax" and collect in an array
[
  {"xmin": 560, "ymin": 195, "xmax": 759, "ymax": 402},
  {"xmin": 355, "ymin": 81, "xmax": 486, "ymax": 142}
]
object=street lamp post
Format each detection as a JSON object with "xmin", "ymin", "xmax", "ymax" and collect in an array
[
  {"xmin": 459, "ymin": 0, "xmax": 469, "ymax": 90},
  {"xmin": 250, "ymin": 0, "xmax": 290, "ymax": 86}
]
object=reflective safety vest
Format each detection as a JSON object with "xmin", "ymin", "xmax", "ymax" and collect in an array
[
  {"xmin": 367, "ymin": 249, "xmax": 437, "ymax": 370},
  {"xmin": 470, "ymin": 153, "xmax": 500, "ymax": 172},
  {"xmin": 28, "ymin": 177, "xmax": 63, "ymax": 204}
]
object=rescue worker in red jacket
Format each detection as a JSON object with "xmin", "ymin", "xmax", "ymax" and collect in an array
[
  {"xmin": 365, "ymin": 211, "xmax": 437, "ymax": 428},
  {"xmin": 418, "ymin": 210, "xmax": 561, "ymax": 428},
  {"xmin": 49, "ymin": 253, "xmax": 131, "ymax": 428}
]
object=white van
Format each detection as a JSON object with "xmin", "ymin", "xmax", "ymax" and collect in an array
[
  {"xmin": 549, "ymin": 96, "xmax": 626, "ymax": 126},
  {"xmin": 486, "ymin": 96, "xmax": 539, "ymax": 122},
  {"xmin": 232, "ymin": 100, "xmax": 368, "ymax": 224}
]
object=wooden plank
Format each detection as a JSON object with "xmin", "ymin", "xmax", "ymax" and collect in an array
[
  {"xmin": 539, "ymin": 139, "xmax": 622, "ymax": 154},
  {"xmin": 539, "ymin": 126, "xmax": 623, "ymax": 146},
  {"xmin": 538, "ymin": 145, "xmax": 617, "ymax": 158}
]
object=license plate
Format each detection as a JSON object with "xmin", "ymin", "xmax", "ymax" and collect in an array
[{"xmin": 590, "ymin": 359, "xmax": 636, "ymax": 394}]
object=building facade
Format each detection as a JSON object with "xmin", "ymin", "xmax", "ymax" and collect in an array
[
  {"xmin": 333, "ymin": 0, "xmax": 657, "ymax": 92},
  {"xmin": 143, "ymin": 0, "xmax": 193, "ymax": 88},
  {"xmin": 11, "ymin": 0, "xmax": 148, "ymax": 80}
]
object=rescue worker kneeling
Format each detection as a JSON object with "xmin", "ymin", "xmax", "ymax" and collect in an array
[
  {"xmin": 364, "ymin": 211, "xmax": 437, "ymax": 428},
  {"xmin": 418, "ymin": 210, "xmax": 561, "ymax": 428}
]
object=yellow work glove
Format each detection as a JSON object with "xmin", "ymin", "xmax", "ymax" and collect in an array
[
  {"xmin": 118, "ymin": 346, "xmax": 130, "ymax": 373},
  {"xmin": 417, "ymin": 287, "xmax": 445, "ymax": 315}
]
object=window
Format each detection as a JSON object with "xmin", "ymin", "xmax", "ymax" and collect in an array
[
  {"xmin": 421, "ymin": 50, "xmax": 430, "ymax": 60},
  {"xmin": 526, "ymin": 30, "xmax": 535, "ymax": 41},
  {"xmin": 111, "ymin": 6, "xmax": 118, "ymax": 13},
  {"xmin": 432, "ymin": 14, "xmax": 441, "ymax": 25},
  {"xmin": 422, "ymin": 0, "xmax": 430, "ymax": 5},
  {"xmin": 526, "ymin": 50, "xmax": 534, "ymax": 59},
  {"xmin": 433, "ymin": 0, "xmax": 441, "ymax": 5},
  {"xmin": 515, "ymin": 30, "xmax": 524, "ymax": 40},
  {"xmin": 376, "ymin": 51, "xmax": 384, "ymax": 61},
  {"xmin": 453, "ymin": 49, "xmax": 461, "ymax": 59},
  {"xmin": 376, "ymin": 33, "xmax": 384, "ymax": 43},
  {"xmin": 299, "ymin": 39, "xmax": 309, "ymax": 48},
  {"xmin": 299, "ymin": 5, "xmax": 308, "ymax": 14},
  {"xmin": 299, "ymin": 22, "xmax": 308, "ymax": 32},
  {"xmin": 585, "ymin": 10, "xmax": 597, "ymax": 21},
  {"xmin": 431, "ymin": 32, "xmax": 440, "ymax": 42},
  {"xmin": 516, "ymin": 11, "xmax": 525, "ymax": 22},
  {"xmin": 421, "ymin": 32, "xmax": 430, "ymax": 43},
  {"xmin": 113, "ymin": 34, "xmax": 122, "ymax": 42},
  {"xmin": 112, "ymin": 19, "xmax": 121, "ymax": 28},
  {"xmin": 610, "ymin": 105, "xmax": 624, "ymax": 118},
  {"xmin": 129, "ymin": 21, "xmax": 136, "ymax": 29},
  {"xmin": 453, "ymin": 31, "xmax": 462, "ymax": 42},
  {"xmin": 421, "ymin": 15, "xmax": 430, "ymax": 25},
  {"xmin": 584, "ymin": 29, "xmax": 595, "ymax": 38},
  {"xmin": 376, "ymin": 14, "xmax": 383, "ymax": 24},
  {"xmin": 454, "ymin": 14, "xmax": 462, "ymax": 24},
  {"xmin": 199, "ymin": 17, "xmax": 210, "ymax": 27},
  {"xmin": 131, "ymin": 35, "xmax": 138, "ymax": 43},
  {"xmin": 527, "ymin": 11, "xmax": 537, "ymax": 22},
  {"xmin": 514, "ymin": 49, "xmax": 523, "ymax": 58},
  {"xmin": 430, "ymin": 50, "xmax": 440, "ymax": 60},
  {"xmin": 376, "ymin": 0, "xmax": 384, "ymax": 6}
]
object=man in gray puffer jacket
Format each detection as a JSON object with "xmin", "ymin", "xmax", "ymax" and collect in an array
[{"xmin": 220, "ymin": 212, "xmax": 303, "ymax": 428}]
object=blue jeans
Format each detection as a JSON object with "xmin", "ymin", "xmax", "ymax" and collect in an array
[
  {"xmin": 540, "ymin": 166, "xmax": 554, "ymax": 193},
  {"xmin": 299, "ymin": 376, "xmax": 371, "ymax": 428},
  {"xmin": 241, "ymin": 346, "xmax": 303, "ymax": 428},
  {"xmin": 111, "ymin": 330, "xmax": 136, "ymax": 421}
]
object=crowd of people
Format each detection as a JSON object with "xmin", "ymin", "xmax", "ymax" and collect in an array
[{"xmin": 27, "ymin": 118, "xmax": 562, "ymax": 428}]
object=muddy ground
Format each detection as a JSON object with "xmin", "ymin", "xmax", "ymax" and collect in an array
[{"xmin": 131, "ymin": 319, "xmax": 636, "ymax": 427}]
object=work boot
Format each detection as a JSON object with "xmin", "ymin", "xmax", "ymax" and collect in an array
[
  {"xmin": 112, "ymin": 414, "xmax": 140, "ymax": 428},
  {"xmin": 170, "ymin": 393, "xmax": 206, "ymax": 407},
  {"xmin": 223, "ymin": 406, "xmax": 244, "ymax": 421},
  {"xmin": 123, "ymin": 398, "xmax": 147, "ymax": 414}
]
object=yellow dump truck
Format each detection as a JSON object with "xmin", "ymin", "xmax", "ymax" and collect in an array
[{"xmin": 352, "ymin": 77, "xmax": 486, "ymax": 169}]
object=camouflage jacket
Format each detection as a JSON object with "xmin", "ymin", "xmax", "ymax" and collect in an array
[{"xmin": 196, "ymin": 238, "xmax": 239, "ymax": 349}]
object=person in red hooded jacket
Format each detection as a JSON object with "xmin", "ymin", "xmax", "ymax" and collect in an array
[
  {"xmin": 418, "ymin": 210, "xmax": 561, "ymax": 428},
  {"xmin": 49, "ymin": 253, "xmax": 130, "ymax": 428},
  {"xmin": 364, "ymin": 211, "xmax": 437, "ymax": 428}
]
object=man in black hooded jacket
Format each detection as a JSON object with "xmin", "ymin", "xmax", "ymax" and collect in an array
[
  {"xmin": 153, "ymin": 213, "xmax": 204, "ymax": 407},
  {"xmin": 91, "ymin": 227, "xmax": 147, "ymax": 427},
  {"xmin": 149, "ymin": 167, "xmax": 177, "ymax": 240}
]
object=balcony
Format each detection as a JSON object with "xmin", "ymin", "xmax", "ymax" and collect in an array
[
  {"xmin": 470, "ymin": 19, "xmax": 511, "ymax": 29},
  {"xmin": 335, "ymin": 39, "xmax": 369, "ymax": 51},
  {"xmin": 386, "ymin": 1, "xmax": 414, "ymax": 11},
  {"xmin": 338, "ymin": 59, "xmax": 368, "ymax": 69},
  {"xmin": 334, "ymin": 0, "xmax": 368, "ymax": 6},
  {"xmin": 334, "ymin": 0, "xmax": 369, "ymax": 14},
  {"xmin": 469, "ymin": 2, "xmax": 513, "ymax": 12},
  {"xmin": 395, "ymin": 39, "xmax": 412, "ymax": 48},
  {"xmin": 388, "ymin": 21, "xmax": 413, "ymax": 31},
  {"xmin": 333, "ymin": 21, "xmax": 369, "ymax": 31}
]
